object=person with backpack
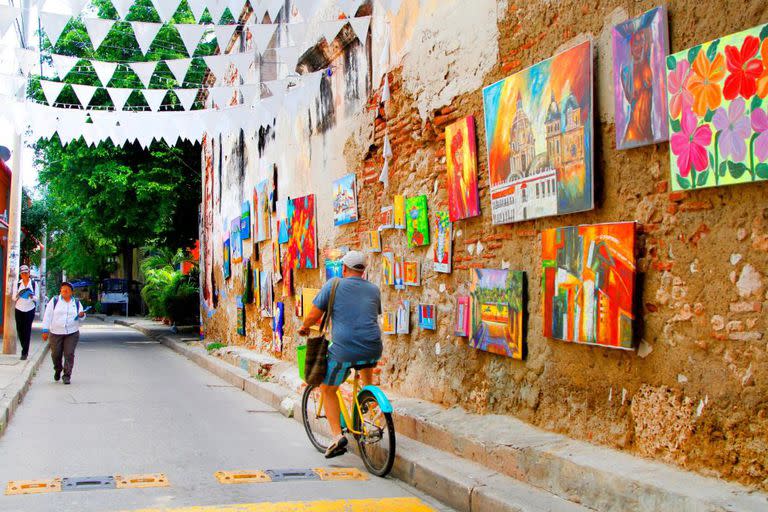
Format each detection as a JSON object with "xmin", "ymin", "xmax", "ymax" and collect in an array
[
  {"xmin": 41, "ymin": 282, "xmax": 86, "ymax": 385},
  {"xmin": 12, "ymin": 265, "xmax": 38, "ymax": 360}
]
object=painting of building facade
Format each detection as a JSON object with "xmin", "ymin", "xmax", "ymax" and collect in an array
[
  {"xmin": 541, "ymin": 222, "xmax": 636, "ymax": 349},
  {"xmin": 254, "ymin": 179, "xmax": 271, "ymax": 242},
  {"xmin": 445, "ymin": 116, "xmax": 480, "ymax": 221},
  {"xmin": 332, "ymin": 173, "xmax": 358, "ymax": 226},
  {"xmin": 469, "ymin": 269, "xmax": 525, "ymax": 360},
  {"xmin": 405, "ymin": 195, "xmax": 430, "ymax": 247},
  {"xmin": 611, "ymin": 6, "xmax": 669, "ymax": 149},
  {"xmin": 667, "ymin": 23, "xmax": 768, "ymax": 190},
  {"xmin": 482, "ymin": 40, "xmax": 593, "ymax": 224}
]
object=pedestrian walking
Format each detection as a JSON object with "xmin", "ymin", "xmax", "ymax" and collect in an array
[
  {"xmin": 12, "ymin": 264, "xmax": 37, "ymax": 360},
  {"xmin": 41, "ymin": 282, "xmax": 86, "ymax": 385}
]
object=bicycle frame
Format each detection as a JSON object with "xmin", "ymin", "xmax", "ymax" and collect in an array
[{"xmin": 311, "ymin": 372, "xmax": 368, "ymax": 437}]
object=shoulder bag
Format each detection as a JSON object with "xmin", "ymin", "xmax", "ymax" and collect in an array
[{"xmin": 303, "ymin": 278, "xmax": 340, "ymax": 386}]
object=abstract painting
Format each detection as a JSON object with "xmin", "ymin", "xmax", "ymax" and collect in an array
[
  {"xmin": 260, "ymin": 270, "xmax": 273, "ymax": 318},
  {"xmin": 667, "ymin": 23, "xmax": 768, "ymax": 190},
  {"xmin": 382, "ymin": 312, "xmax": 397, "ymax": 335},
  {"xmin": 365, "ymin": 230, "xmax": 382, "ymax": 253},
  {"xmin": 393, "ymin": 195, "xmax": 406, "ymax": 229},
  {"xmin": 236, "ymin": 296, "xmax": 245, "ymax": 336},
  {"xmin": 325, "ymin": 259, "xmax": 344, "ymax": 280},
  {"xmin": 406, "ymin": 195, "xmax": 430, "ymax": 247},
  {"xmin": 469, "ymin": 269, "xmax": 526, "ymax": 360},
  {"xmin": 230, "ymin": 218, "xmax": 243, "ymax": 264},
  {"xmin": 223, "ymin": 237, "xmax": 231, "ymax": 279},
  {"xmin": 455, "ymin": 296, "xmax": 470, "ymax": 337},
  {"xmin": 611, "ymin": 6, "xmax": 669, "ymax": 149},
  {"xmin": 285, "ymin": 194, "xmax": 318, "ymax": 269},
  {"xmin": 302, "ymin": 287, "xmax": 320, "ymax": 318},
  {"xmin": 483, "ymin": 40, "xmax": 593, "ymax": 225},
  {"xmin": 277, "ymin": 217, "xmax": 290, "ymax": 244},
  {"xmin": 381, "ymin": 252, "xmax": 394, "ymax": 286},
  {"xmin": 445, "ymin": 116, "xmax": 480, "ymax": 221},
  {"xmin": 433, "ymin": 211, "xmax": 452, "ymax": 274},
  {"xmin": 396, "ymin": 300, "xmax": 410, "ymax": 334},
  {"xmin": 254, "ymin": 179, "xmax": 271, "ymax": 242},
  {"xmin": 272, "ymin": 302, "xmax": 284, "ymax": 352},
  {"xmin": 404, "ymin": 260, "xmax": 420, "ymax": 286},
  {"xmin": 241, "ymin": 201, "xmax": 251, "ymax": 239},
  {"xmin": 333, "ymin": 174, "xmax": 358, "ymax": 226},
  {"xmin": 542, "ymin": 222, "xmax": 636, "ymax": 349},
  {"xmin": 418, "ymin": 304, "xmax": 436, "ymax": 330}
]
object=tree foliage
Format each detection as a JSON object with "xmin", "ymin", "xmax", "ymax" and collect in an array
[{"xmin": 20, "ymin": 188, "xmax": 47, "ymax": 266}]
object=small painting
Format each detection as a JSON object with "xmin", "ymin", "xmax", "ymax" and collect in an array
[
  {"xmin": 241, "ymin": 201, "xmax": 251, "ymax": 239},
  {"xmin": 469, "ymin": 269, "xmax": 526, "ymax": 360},
  {"xmin": 404, "ymin": 260, "xmax": 420, "ymax": 286},
  {"xmin": 236, "ymin": 296, "xmax": 245, "ymax": 336},
  {"xmin": 302, "ymin": 287, "xmax": 320, "ymax": 318},
  {"xmin": 260, "ymin": 270, "xmax": 273, "ymax": 318},
  {"xmin": 254, "ymin": 179, "xmax": 272, "ymax": 242},
  {"xmin": 393, "ymin": 195, "xmax": 406, "ymax": 229},
  {"xmin": 223, "ymin": 237, "xmax": 231, "ymax": 279},
  {"xmin": 325, "ymin": 259, "xmax": 344, "ymax": 280},
  {"xmin": 455, "ymin": 296, "xmax": 470, "ymax": 337},
  {"xmin": 382, "ymin": 312, "xmax": 397, "ymax": 335},
  {"xmin": 394, "ymin": 255, "xmax": 405, "ymax": 290},
  {"xmin": 285, "ymin": 194, "xmax": 318, "ymax": 269},
  {"xmin": 243, "ymin": 260, "xmax": 253, "ymax": 303},
  {"xmin": 253, "ymin": 267, "xmax": 260, "ymax": 307},
  {"xmin": 406, "ymin": 195, "xmax": 430, "ymax": 247},
  {"xmin": 445, "ymin": 116, "xmax": 480, "ymax": 221},
  {"xmin": 396, "ymin": 300, "xmax": 410, "ymax": 334},
  {"xmin": 379, "ymin": 206, "xmax": 394, "ymax": 230},
  {"xmin": 381, "ymin": 252, "xmax": 395, "ymax": 286},
  {"xmin": 333, "ymin": 173, "xmax": 358, "ymax": 226},
  {"xmin": 365, "ymin": 230, "xmax": 382, "ymax": 253},
  {"xmin": 277, "ymin": 216, "xmax": 290, "ymax": 243},
  {"xmin": 230, "ymin": 217, "xmax": 243, "ymax": 264},
  {"xmin": 433, "ymin": 211, "xmax": 452, "ymax": 274},
  {"xmin": 295, "ymin": 292, "xmax": 303, "ymax": 317},
  {"xmin": 272, "ymin": 302, "xmax": 284, "ymax": 352},
  {"xmin": 272, "ymin": 241, "xmax": 281, "ymax": 276},
  {"xmin": 418, "ymin": 304, "xmax": 436, "ymax": 330}
]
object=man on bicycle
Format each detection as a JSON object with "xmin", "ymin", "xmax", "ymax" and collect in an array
[{"xmin": 298, "ymin": 250, "xmax": 382, "ymax": 458}]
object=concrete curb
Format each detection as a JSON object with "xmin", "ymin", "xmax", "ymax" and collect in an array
[{"xmin": 0, "ymin": 340, "xmax": 50, "ymax": 439}]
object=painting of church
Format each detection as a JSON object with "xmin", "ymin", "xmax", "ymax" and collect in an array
[{"xmin": 483, "ymin": 40, "xmax": 594, "ymax": 224}]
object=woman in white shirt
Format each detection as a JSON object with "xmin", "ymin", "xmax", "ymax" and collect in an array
[
  {"xmin": 12, "ymin": 265, "xmax": 37, "ymax": 360},
  {"xmin": 42, "ymin": 282, "xmax": 86, "ymax": 384}
]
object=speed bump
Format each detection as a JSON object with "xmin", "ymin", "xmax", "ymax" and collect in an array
[
  {"xmin": 312, "ymin": 467, "xmax": 369, "ymax": 481},
  {"xmin": 116, "ymin": 473, "xmax": 170, "ymax": 489},
  {"xmin": 214, "ymin": 471, "xmax": 271, "ymax": 484},
  {"xmin": 5, "ymin": 478, "xmax": 61, "ymax": 495}
]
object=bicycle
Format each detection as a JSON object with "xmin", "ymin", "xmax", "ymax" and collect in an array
[{"xmin": 301, "ymin": 369, "xmax": 396, "ymax": 477}]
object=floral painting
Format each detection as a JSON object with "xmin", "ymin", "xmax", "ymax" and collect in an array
[
  {"xmin": 405, "ymin": 195, "xmax": 430, "ymax": 247},
  {"xmin": 667, "ymin": 23, "xmax": 768, "ymax": 190},
  {"xmin": 254, "ymin": 179, "xmax": 271, "ymax": 242},
  {"xmin": 469, "ymin": 269, "xmax": 526, "ymax": 360},
  {"xmin": 433, "ymin": 211, "xmax": 452, "ymax": 274},
  {"xmin": 332, "ymin": 174, "xmax": 358, "ymax": 226},
  {"xmin": 445, "ymin": 116, "xmax": 480, "ymax": 221}
]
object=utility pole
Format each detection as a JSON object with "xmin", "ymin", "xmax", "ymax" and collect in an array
[{"xmin": 38, "ymin": 226, "xmax": 46, "ymax": 318}]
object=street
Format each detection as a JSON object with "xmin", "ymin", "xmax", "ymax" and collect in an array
[{"xmin": 0, "ymin": 320, "xmax": 449, "ymax": 512}]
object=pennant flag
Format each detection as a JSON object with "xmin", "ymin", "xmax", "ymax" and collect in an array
[
  {"xmin": 71, "ymin": 83, "xmax": 98, "ymax": 108},
  {"xmin": 142, "ymin": 89, "xmax": 168, "ymax": 111},
  {"xmin": 249, "ymin": 23, "xmax": 277, "ymax": 53},
  {"xmin": 129, "ymin": 61, "xmax": 158, "ymax": 87},
  {"xmin": 40, "ymin": 80, "xmax": 65, "ymax": 105},
  {"xmin": 227, "ymin": 0, "xmax": 246, "ymax": 18},
  {"xmin": 383, "ymin": 133, "xmax": 392, "ymax": 159},
  {"xmin": 381, "ymin": 73, "xmax": 390, "ymax": 102},
  {"xmin": 302, "ymin": 69, "xmax": 324, "ymax": 96},
  {"xmin": 61, "ymin": 0, "xmax": 88, "ymax": 15},
  {"xmin": 174, "ymin": 88, "xmax": 198, "ymax": 111},
  {"xmin": 379, "ymin": 158, "xmax": 389, "ymax": 187},
  {"xmin": 204, "ymin": 55, "xmax": 231, "ymax": 83},
  {"xmin": 206, "ymin": 0, "xmax": 228, "ymax": 23},
  {"xmin": 338, "ymin": 0, "xmax": 363, "ymax": 18},
  {"xmin": 165, "ymin": 57, "xmax": 192, "ymax": 84},
  {"xmin": 265, "ymin": 0, "xmax": 284, "ymax": 20},
  {"xmin": 213, "ymin": 24, "xmax": 237, "ymax": 49},
  {"xmin": 14, "ymin": 48, "xmax": 38, "ymax": 76},
  {"xmin": 275, "ymin": 46, "xmax": 300, "ymax": 73},
  {"xmin": 388, "ymin": 0, "xmax": 404, "ymax": 13},
  {"xmin": 287, "ymin": 22, "xmax": 308, "ymax": 47},
  {"xmin": 294, "ymin": 0, "xmax": 324, "ymax": 21},
  {"xmin": 250, "ymin": 0, "xmax": 267, "ymax": 22},
  {"xmin": 240, "ymin": 84, "xmax": 261, "ymax": 106},
  {"xmin": 51, "ymin": 54, "xmax": 80, "ymax": 80},
  {"xmin": 209, "ymin": 86, "xmax": 235, "ymax": 108},
  {"xmin": 0, "ymin": 6, "xmax": 19, "ymax": 39},
  {"xmin": 39, "ymin": 12, "xmax": 71, "ymax": 47},
  {"xmin": 151, "ymin": 0, "xmax": 182, "ymax": 23},
  {"xmin": 321, "ymin": 19, "xmax": 346, "ymax": 44},
  {"xmin": 228, "ymin": 51, "xmax": 252, "ymax": 80},
  {"xmin": 83, "ymin": 18, "xmax": 115, "ymax": 51},
  {"xmin": 175, "ymin": 23, "xmax": 207, "ymax": 56},
  {"xmin": 131, "ymin": 21, "xmax": 162, "ymax": 55},
  {"xmin": 92, "ymin": 60, "xmax": 118, "ymax": 87},
  {"xmin": 107, "ymin": 87, "xmax": 133, "ymax": 110},
  {"xmin": 263, "ymin": 79, "xmax": 287, "ymax": 97},
  {"xmin": 349, "ymin": 16, "xmax": 370, "ymax": 42},
  {"xmin": 185, "ymin": 0, "xmax": 206, "ymax": 21},
  {"xmin": 111, "ymin": 0, "xmax": 135, "ymax": 19}
]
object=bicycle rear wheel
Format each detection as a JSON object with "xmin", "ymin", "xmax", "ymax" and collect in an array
[
  {"xmin": 301, "ymin": 384, "xmax": 330, "ymax": 453},
  {"xmin": 354, "ymin": 390, "xmax": 396, "ymax": 477}
]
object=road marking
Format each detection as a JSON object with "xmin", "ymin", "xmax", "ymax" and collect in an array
[
  {"xmin": 6, "ymin": 472, "xmax": 169, "ymax": 495},
  {"xmin": 115, "ymin": 473, "xmax": 170, "ymax": 489},
  {"xmin": 214, "ymin": 471, "xmax": 271, "ymax": 484},
  {"xmin": 312, "ymin": 467, "xmax": 369, "ymax": 481},
  {"xmin": 5, "ymin": 478, "xmax": 61, "ymax": 495},
  {"xmin": 120, "ymin": 497, "xmax": 436, "ymax": 511},
  {"xmin": 213, "ymin": 467, "xmax": 368, "ymax": 484}
]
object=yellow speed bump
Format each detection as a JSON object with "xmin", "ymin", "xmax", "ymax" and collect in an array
[
  {"xmin": 5, "ymin": 478, "xmax": 62, "ymax": 495},
  {"xmin": 312, "ymin": 467, "xmax": 369, "ymax": 481},
  {"xmin": 115, "ymin": 474, "xmax": 170, "ymax": 489},
  {"xmin": 119, "ymin": 497, "xmax": 435, "ymax": 511},
  {"xmin": 214, "ymin": 471, "xmax": 271, "ymax": 484}
]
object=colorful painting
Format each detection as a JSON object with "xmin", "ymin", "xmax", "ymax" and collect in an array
[
  {"xmin": 260, "ymin": 270, "xmax": 273, "ymax": 318},
  {"xmin": 243, "ymin": 260, "xmax": 253, "ymax": 303},
  {"xmin": 230, "ymin": 218, "xmax": 243, "ymax": 264},
  {"xmin": 404, "ymin": 260, "xmax": 420, "ymax": 286},
  {"xmin": 272, "ymin": 241, "xmax": 281, "ymax": 276},
  {"xmin": 418, "ymin": 304, "xmax": 436, "ymax": 330},
  {"xmin": 302, "ymin": 287, "xmax": 320, "ymax": 318},
  {"xmin": 379, "ymin": 206, "xmax": 394, "ymax": 230},
  {"xmin": 333, "ymin": 173, "xmax": 358, "ymax": 226},
  {"xmin": 396, "ymin": 300, "xmax": 410, "ymax": 334},
  {"xmin": 405, "ymin": 195, "xmax": 430, "ymax": 247},
  {"xmin": 446, "ymin": 116, "xmax": 480, "ymax": 221},
  {"xmin": 433, "ymin": 211, "xmax": 452, "ymax": 274},
  {"xmin": 325, "ymin": 259, "xmax": 344, "ymax": 280},
  {"xmin": 295, "ymin": 291, "xmax": 303, "ymax": 317},
  {"xmin": 667, "ymin": 23, "xmax": 768, "ymax": 190},
  {"xmin": 277, "ymin": 217, "xmax": 290, "ymax": 244},
  {"xmin": 236, "ymin": 296, "xmax": 245, "ymax": 336},
  {"xmin": 272, "ymin": 302, "xmax": 284, "ymax": 352},
  {"xmin": 393, "ymin": 195, "xmax": 406, "ymax": 229},
  {"xmin": 611, "ymin": 7, "xmax": 669, "ymax": 150},
  {"xmin": 285, "ymin": 194, "xmax": 318, "ymax": 269},
  {"xmin": 254, "ymin": 179, "xmax": 272, "ymax": 242},
  {"xmin": 542, "ymin": 222, "xmax": 636, "ymax": 349},
  {"xmin": 382, "ymin": 312, "xmax": 397, "ymax": 335},
  {"xmin": 469, "ymin": 269, "xmax": 526, "ymax": 359},
  {"xmin": 253, "ymin": 267, "xmax": 260, "ymax": 307},
  {"xmin": 365, "ymin": 230, "xmax": 382, "ymax": 253},
  {"xmin": 223, "ymin": 237, "xmax": 231, "ymax": 279},
  {"xmin": 381, "ymin": 252, "xmax": 394, "ymax": 286},
  {"xmin": 241, "ymin": 201, "xmax": 252, "ymax": 239},
  {"xmin": 455, "ymin": 296, "xmax": 470, "ymax": 337},
  {"xmin": 482, "ymin": 40, "xmax": 593, "ymax": 225},
  {"xmin": 394, "ymin": 255, "xmax": 404, "ymax": 290}
]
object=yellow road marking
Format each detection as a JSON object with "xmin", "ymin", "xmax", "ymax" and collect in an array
[
  {"xmin": 312, "ymin": 467, "xmax": 369, "ymax": 481},
  {"xmin": 115, "ymin": 474, "xmax": 170, "ymax": 489},
  {"xmin": 214, "ymin": 471, "xmax": 272, "ymax": 484},
  {"xmin": 121, "ymin": 497, "xmax": 435, "ymax": 511},
  {"xmin": 5, "ymin": 478, "xmax": 62, "ymax": 495}
]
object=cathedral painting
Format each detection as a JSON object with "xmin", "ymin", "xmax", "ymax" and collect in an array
[{"xmin": 482, "ymin": 41, "xmax": 594, "ymax": 224}]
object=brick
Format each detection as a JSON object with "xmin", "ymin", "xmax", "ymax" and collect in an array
[
  {"xmin": 501, "ymin": 59, "xmax": 522, "ymax": 73},
  {"xmin": 438, "ymin": 104, "xmax": 457, "ymax": 116},
  {"xmin": 655, "ymin": 181, "xmax": 669, "ymax": 194},
  {"xmin": 516, "ymin": 228, "xmax": 537, "ymax": 237},
  {"xmin": 666, "ymin": 203, "xmax": 678, "ymax": 214},
  {"xmin": 680, "ymin": 200, "xmax": 713, "ymax": 212},
  {"xmin": 728, "ymin": 331, "xmax": 764, "ymax": 341},
  {"xmin": 645, "ymin": 303, "xmax": 658, "ymax": 313},
  {"xmin": 730, "ymin": 301, "xmax": 762, "ymax": 313},
  {"xmin": 726, "ymin": 321, "xmax": 744, "ymax": 332},
  {"xmin": 669, "ymin": 191, "xmax": 688, "ymax": 202},
  {"xmin": 652, "ymin": 261, "xmax": 673, "ymax": 272},
  {"xmin": 433, "ymin": 114, "xmax": 456, "ymax": 127}
]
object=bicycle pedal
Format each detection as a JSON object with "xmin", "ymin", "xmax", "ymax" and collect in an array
[{"xmin": 324, "ymin": 447, "xmax": 348, "ymax": 459}]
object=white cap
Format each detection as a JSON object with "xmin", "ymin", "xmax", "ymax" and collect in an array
[
  {"xmin": 19, "ymin": 265, "xmax": 29, "ymax": 274},
  {"xmin": 342, "ymin": 250, "xmax": 366, "ymax": 271}
]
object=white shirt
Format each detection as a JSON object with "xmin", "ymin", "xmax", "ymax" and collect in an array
[
  {"xmin": 12, "ymin": 279, "xmax": 37, "ymax": 313},
  {"xmin": 42, "ymin": 296, "xmax": 86, "ymax": 335}
]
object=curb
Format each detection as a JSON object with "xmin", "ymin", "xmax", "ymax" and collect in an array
[{"xmin": 0, "ymin": 340, "xmax": 50, "ymax": 439}]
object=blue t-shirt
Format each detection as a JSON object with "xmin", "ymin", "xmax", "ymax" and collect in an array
[{"xmin": 313, "ymin": 277, "xmax": 382, "ymax": 362}]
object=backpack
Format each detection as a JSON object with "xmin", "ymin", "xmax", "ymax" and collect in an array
[{"xmin": 53, "ymin": 296, "xmax": 82, "ymax": 316}]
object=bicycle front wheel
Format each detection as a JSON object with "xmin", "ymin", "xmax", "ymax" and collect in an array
[
  {"xmin": 353, "ymin": 390, "xmax": 396, "ymax": 477},
  {"xmin": 301, "ymin": 384, "xmax": 330, "ymax": 453}
]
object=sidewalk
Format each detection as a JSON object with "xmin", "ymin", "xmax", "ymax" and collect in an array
[{"xmin": 117, "ymin": 317, "xmax": 768, "ymax": 512}]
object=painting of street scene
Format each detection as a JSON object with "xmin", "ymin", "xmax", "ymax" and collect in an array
[{"xmin": 469, "ymin": 269, "xmax": 526, "ymax": 360}]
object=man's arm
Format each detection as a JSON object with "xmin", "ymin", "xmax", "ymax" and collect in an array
[{"xmin": 298, "ymin": 306, "xmax": 324, "ymax": 336}]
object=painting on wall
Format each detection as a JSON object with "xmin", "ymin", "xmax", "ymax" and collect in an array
[
  {"xmin": 482, "ymin": 40, "xmax": 593, "ymax": 225},
  {"xmin": 333, "ymin": 173, "xmax": 359, "ymax": 226},
  {"xmin": 285, "ymin": 194, "xmax": 318, "ymax": 269},
  {"xmin": 302, "ymin": 287, "xmax": 320, "ymax": 318},
  {"xmin": 294, "ymin": 291, "xmax": 303, "ymax": 317},
  {"xmin": 404, "ymin": 260, "xmax": 420, "ymax": 287},
  {"xmin": 381, "ymin": 252, "xmax": 394, "ymax": 286},
  {"xmin": 393, "ymin": 255, "xmax": 404, "ymax": 290},
  {"xmin": 379, "ymin": 206, "xmax": 394, "ymax": 230},
  {"xmin": 254, "ymin": 179, "xmax": 272, "ymax": 242},
  {"xmin": 469, "ymin": 269, "xmax": 526, "ymax": 360},
  {"xmin": 230, "ymin": 217, "xmax": 243, "ymax": 264},
  {"xmin": 445, "ymin": 116, "xmax": 480, "ymax": 221},
  {"xmin": 418, "ymin": 304, "xmax": 436, "ymax": 330},
  {"xmin": 252, "ymin": 267, "xmax": 260, "ymax": 308},
  {"xmin": 611, "ymin": 6, "xmax": 669, "ymax": 150},
  {"xmin": 433, "ymin": 211, "xmax": 452, "ymax": 274},
  {"xmin": 455, "ymin": 296, "xmax": 470, "ymax": 337},
  {"xmin": 396, "ymin": 300, "xmax": 410, "ymax": 334},
  {"xmin": 260, "ymin": 270, "xmax": 273, "ymax": 318},
  {"xmin": 325, "ymin": 259, "xmax": 344, "ymax": 280},
  {"xmin": 223, "ymin": 237, "xmax": 231, "ymax": 279},
  {"xmin": 382, "ymin": 312, "xmax": 397, "ymax": 335},
  {"xmin": 272, "ymin": 302, "xmax": 284, "ymax": 353},
  {"xmin": 667, "ymin": 23, "xmax": 768, "ymax": 191},
  {"xmin": 406, "ymin": 195, "xmax": 430, "ymax": 247},
  {"xmin": 236, "ymin": 297, "xmax": 245, "ymax": 336},
  {"xmin": 243, "ymin": 260, "xmax": 253, "ymax": 303},
  {"xmin": 241, "ymin": 201, "xmax": 251, "ymax": 239},
  {"xmin": 365, "ymin": 230, "xmax": 382, "ymax": 253},
  {"xmin": 393, "ymin": 195, "xmax": 406, "ymax": 229},
  {"xmin": 272, "ymin": 241, "xmax": 281, "ymax": 277},
  {"xmin": 542, "ymin": 222, "xmax": 636, "ymax": 349}
]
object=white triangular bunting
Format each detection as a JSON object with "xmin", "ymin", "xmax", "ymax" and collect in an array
[
  {"xmin": 40, "ymin": 80, "xmax": 65, "ymax": 105},
  {"xmin": 383, "ymin": 133, "xmax": 392, "ymax": 159},
  {"xmin": 62, "ymin": 0, "xmax": 88, "ymax": 16},
  {"xmin": 230, "ymin": 51, "xmax": 254, "ymax": 79},
  {"xmin": 263, "ymin": 79, "xmax": 287, "ymax": 97},
  {"xmin": 379, "ymin": 158, "xmax": 389, "ymax": 187},
  {"xmin": 321, "ymin": 19, "xmax": 346, "ymax": 44},
  {"xmin": 111, "ymin": 0, "xmax": 134, "ymax": 19},
  {"xmin": 249, "ymin": 0, "xmax": 267, "ymax": 22},
  {"xmin": 210, "ymin": 86, "xmax": 234, "ymax": 108},
  {"xmin": 92, "ymin": 60, "xmax": 118, "ymax": 87},
  {"xmin": 165, "ymin": 57, "xmax": 192, "ymax": 84},
  {"xmin": 339, "ymin": 0, "xmax": 363, "ymax": 18},
  {"xmin": 129, "ymin": 61, "xmax": 158, "ymax": 88},
  {"xmin": 107, "ymin": 87, "xmax": 133, "ymax": 110},
  {"xmin": 51, "ymin": 54, "xmax": 80, "ymax": 80},
  {"xmin": 265, "ymin": 0, "xmax": 283, "ymax": 20},
  {"xmin": 175, "ymin": 88, "xmax": 198, "ymax": 110},
  {"xmin": 204, "ymin": 54, "xmax": 231, "ymax": 83},
  {"xmin": 381, "ymin": 73, "xmax": 390, "ymax": 102},
  {"xmin": 84, "ymin": 18, "xmax": 115, "ymax": 51},
  {"xmin": 151, "ymin": 0, "xmax": 182, "ymax": 23},
  {"xmin": 0, "ymin": 6, "xmax": 19, "ymax": 39},
  {"xmin": 275, "ymin": 46, "xmax": 300, "ymax": 73},
  {"xmin": 185, "ymin": 0, "xmax": 206, "ymax": 21},
  {"xmin": 240, "ymin": 84, "xmax": 260, "ymax": 106},
  {"xmin": 388, "ymin": 0, "xmax": 403, "ymax": 13},
  {"xmin": 175, "ymin": 23, "xmax": 207, "ymax": 57},
  {"xmin": 302, "ymin": 69, "xmax": 324, "ymax": 96},
  {"xmin": 207, "ymin": 0, "xmax": 228, "ymax": 23},
  {"xmin": 39, "ymin": 12, "xmax": 71, "ymax": 47},
  {"xmin": 287, "ymin": 22, "xmax": 308, "ymax": 46},
  {"xmin": 14, "ymin": 48, "xmax": 38, "ymax": 76},
  {"xmin": 228, "ymin": 0, "xmax": 246, "ymax": 18},
  {"xmin": 250, "ymin": 23, "xmax": 277, "ymax": 53},
  {"xmin": 142, "ymin": 89, "xmax": 168, "ymax": 111},
  {"xmin": 131, "ymin": 21, "xmax": 162, "ymax": 55},
  {"xmin": 213, "ymin": 24, "xmax": 237, "ymax": 49},
  {"xmin": 294, "ymin": 0, "xmax": 324, "ymax": 21},
  {"xmin": 71, "ymin": 83, "xmax": 98, "ymax": 108},
  {"xmin": 349, "ymin": 16, "xmax": 370, "ymax": 42}
]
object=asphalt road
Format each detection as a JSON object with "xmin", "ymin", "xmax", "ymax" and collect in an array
[{"xmin": 0, "ymin": 320, "xmax": 450, "ymax": 512}]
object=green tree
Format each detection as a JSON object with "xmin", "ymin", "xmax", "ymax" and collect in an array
[{"xmin": 20, "ymin": 188, "xmax": 47, "ymax": 267}]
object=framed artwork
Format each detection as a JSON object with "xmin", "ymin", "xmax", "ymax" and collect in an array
[
  {"xmin": 295, "ymin": 292, "xmax": 303, "ymax": 317},
  {"xmin": 272, "ymin": 241, "xmax": 281, "ymax": 276},
  {"xmin": 611, "ymin": 6, "xmax": 669, "ymax": 149},
  {"xmin": 393, "ymin": 255, "xmax": 404, "ymax": 290},
  {"xmin": 243, "ymin": 260, "xmax": 253, "ymax": 303},
  {"xmin": 379, "ymin": 206, "xmax": 394, "ymax": 230},
  {"xmin": 241, "ymin": 200, "xmax": 251, "ymax": 239},
  {"xmin": 277, "ymin": 217, "xmax": 290, "ymax": 244},
  {"xmin": 381, "ymin": 252, "xmax": 395, "ymax": 286},
  {"xmin": 302, "ymin": 287, "xmax": 320, "ymax": 318},
  {"xmin": 404, "ymin": 260, "xmax": 420, "ymax": 286},
  {"xmin": 469, "ymin": 269, "xmax": 526, "ymax": 359},
  {"xmin": 365, "ymin": 230, "xmax": 382, "ymax": 253},
  {"xmin": 254, "ymin": 179, "xmax": 272, "ymax": 242},
  {"xmin": 325, "ymin": 259, "xmax": 344, "ymax": 280},
  {"xmin": 236, "ymin": 297, "xmax": 245, "ymax": 336},
  {"xmin": 396, "ymin": 300, "xmax": 410, "ymax": 334},
  {"xmin": 393, "ymin": 195, "xmax": 406, "ymax": 229},
  {"xmin": 230, "ymin": 217, "xmax": 243, "ymax": 264},
  {"xmin": 272, "ymin": 302, "xmax": 284, "ymax": 352},
  {"xmin": 433, "ymin": 211, "xmax": 452, "ymax": 274},
  {"xmin": 223, "ymin": 237, "xmax": 231, "ymax": 279},
  {"xmin": 260, "ymin": 270, "xmax": 273, "ymax": 318},
  {"xmin": 542, "ymin": 222, "xmax": 636, "ymax": 349},
  {"xmin": 418, "ymin": 304, "xmax": 436, "ymax": 330},
  {"xmin": 455, "ymin": 296, "xmax": 470, "ymax": 337},
  {"xmin": 333, "ymin": 173, "xmax": 359, "ymax": 226},
  {"xmin": 405, "ymin": 195, "xmax": 430, "ymax": 247},
  {"xmin": 382, "ymin": 312, "xmax": 397, "ymax": 335},
  {"xmin": 253, "ymin": 267, "xmax": 260, "ymax": 307},
  {"xmin": 482, "ymin": 40, "xmax": 594, "ymax": 224},
  {"xmin": 285, "ymin": 194, "xmax": 318, "ymax": 269},
  {"xmin": 445, "ymin": 116, "xmax": 480, "ymax": 221},
  {"xmin": 667, "ymin": 22, "xmax": 768, "ymax": 190}
]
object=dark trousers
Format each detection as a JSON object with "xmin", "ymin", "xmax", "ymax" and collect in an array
[
  {"xmin": 14, "ymin": 308, "xmax": 35, "ymax": 357},
  {"xmin": 49, "ymin": 332, "xmax": 80, "ymax": 378}
]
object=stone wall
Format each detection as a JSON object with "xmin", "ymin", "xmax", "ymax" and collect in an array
[{"xmin": 201, "ymin": 0, "xmax": 768, "ymax": 491}]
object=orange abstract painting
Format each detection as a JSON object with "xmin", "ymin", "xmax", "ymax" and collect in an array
[{"xmin": 445, "ymin": 116, "xmax": 480, "ymax": 222}]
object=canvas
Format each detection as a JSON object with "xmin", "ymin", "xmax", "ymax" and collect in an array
[
  {"xmin": 285, "ymin": 194, "xmax": 318, "ymax": 269},
  {"xmin": 404, "ymin": 260, "xmax": 420, "ymax": 286},
  {"xmin": 272, "ymin": 241, "xmax": 281, "ymax": 276},
  {"xmin": 381, "ymin": 252, "xmax": 395, "ymax": 286},
  {"xmin": 455, "ymin": 296, "xmax": 470, "ymax": 337},
  {"xmin": 445, "ymin": 116, "xmax": 481, "ymax": 221},
  {"xmin": 433, "ymin": 211, "xmax": 452, "ymax": 273},
  {"xmin": 236, "ymin": 297, "xmax": 245, "ymax": 336},
  {"xmin": 394, "ymin": 255, "xmax": 405, "ymax": 290},
  {"xmin": 396, "ymin": 300, "xmax": 410, "ymax": 334},
  {"xmin": 230, "ymin": 217, "xmax": 243, "ymax": 264},
  {"xmin": 333, "ymin": 173, "xmax": 358, "ymax": 226},
  {"xmin": 253, "ymin": 267, "xmax": 260, "ymax": 308},
  {"xmin": 483, "ymin": 40, "xmax": 594, "ymax": 225},
  {"xmin": 243, "ymin": 260, "xmax": 253, "ymax": 303},
  {"xmin": 260, "ymin": 270, "xmax": 273, "ymax": 318},
  {"xmin": 277, "ymin": 217, "xmax": 290, "ymax": 244},
  {"xmin": 223, "ymin": 237, "xmax": 231, "ymax": 279},
  {"xmin": 302, "ymin": 287, "xmax": 320, "ymax": 318},
  {"xmin": 295, "ymin": 292, "xmax": 303, "ymax": 317},
  {"xmin": 272, "ymin": 302, "xmax": 284, "ymax": 352},
  {"xmin": 469, "ymin": 269, "xmax": 526, "ymax": 359},
  {"xmin": 241, "ymin": 201, "xmax": 252, "ymax": 239},
  {"xmin": 405, "ymin": 195, "xmax": 430, "ymax": 247},
  {"xmin": 325, "ymin": 259, "xmax": 343, "ymax": 280},
  {"xmin": 382, "ymin": 312, "xmax": 397, "ymax": 335},
  {"xmin": 379, "ymin": 206, "xmax": 394, "ymax": 230},
  {"xmin": 667, "ymin": 23, "xmax": 768, "ymax": 190},
  {"xmin": 418, "ymin": 304, "xmax": 436, "ymax": 330},
  {"xmin": 365, "ymin": 230, "xmax": 382, "ymax": 253},
  {"xmin": 393, "ymin": 195, "xmax": 406, "ymax": 229},
  {"xmin": 254, "ymin": 179, "xmax": 272, "ymax": 242},
  {"xmin": 542, "ymin": 222, "xmax": 636, "ymax": 349}
]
